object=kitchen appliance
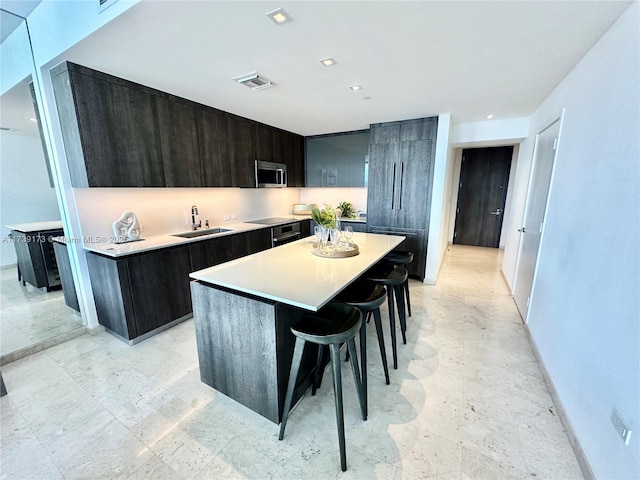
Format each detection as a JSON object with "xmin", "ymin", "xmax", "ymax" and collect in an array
[
  {"xmin": 270, "ymin": 222, "xmax": 301, "ymax": 247},
  {"xmin": 292, "ymin": 204, "xmax": 317, "ymax": 215},
  {"xmin": 246, "ymin": 217, "xmax": 292, "ymax": 226},
  {"xmin": 255, "ymin": 161, "xmax": 287, "ymax": 188}
]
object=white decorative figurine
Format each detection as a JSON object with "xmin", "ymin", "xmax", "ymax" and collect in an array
[{"xmin": 112, "ymin": 210, "xmax": 141, "ymax": 243}]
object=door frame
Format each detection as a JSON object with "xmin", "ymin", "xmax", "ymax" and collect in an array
[{"xmin": 512, "ymin": 109, "xmax": 565, "ymax": 323}]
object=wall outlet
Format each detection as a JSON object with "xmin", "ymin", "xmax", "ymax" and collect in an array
[
  {"xmin": 611, "ymin": 410, "xmax": 633, "ymax": 446},
  {"xmin": 223, "ymin": 214, "xmax": 231, "ymax": 221},
  {"xmin": 230, "ymin": 213, "xmax": 238, "ymax": 220}
]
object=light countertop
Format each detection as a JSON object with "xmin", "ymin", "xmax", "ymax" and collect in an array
[
  {"xmin": 84, "ymin": 214, "xmax": 367, "ymax": 258},
  {"xmin": 190, "ymin": 232, "xmax": 403, "ymax": 311},
  {"xmin": 84, "ymin": 216, "xmax": 305, "ymax": 258},
  {"xmin": 5, "ymin": 221, "xmax": 64, "ymax": 233}
]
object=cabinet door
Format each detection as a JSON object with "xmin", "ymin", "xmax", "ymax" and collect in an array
[
  {"xmin": 157, "ymin": 97, "xmax": 203, "ymax": 187},
  {"xmin": 366, "ymin": 142, "xmax": 399, "ymax": 227},
  {"xmin": 218, "ymin": 229, "xmax": 272, "ymax": 263},
  {"xmin": 199, "ymin": 109, "xmax": 232, "ymax": 187},
  {"xmin": 69, "ymin": 72, "xmax": 165, "ymax": 187},
  {"xmin": 227, "ymin": 116, "xmax": 255, "ymax": 187},
  {"xmin": 366, "ymin": 226, "xmax": 427, "ymax": 280},
  {"xmin": 127, "ymin": 246, "xmax": 193, "ymax": 336},
  {"xmin": 254, "ymin": 124, "xmax": 275, "ymax": 162},
  {"xmin": 280, "ymin": 131, "xmax": 305, "ymax": 187},
  {"xmin": 394, "ymin": 139, "xmax": 433, "ymax": 229}
]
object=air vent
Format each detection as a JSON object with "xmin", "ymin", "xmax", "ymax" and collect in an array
[{"xmin": 232, "ymin": 72, "xmax": 274, "ymax": 90}]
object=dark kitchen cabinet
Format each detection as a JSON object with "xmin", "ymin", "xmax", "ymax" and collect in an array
[
  {"xmin": 199, "ymin": 109, "xmax": 232, "ymax": 187},
  {"xmin": 339, "ymin": 220, "xmax": 367, "ymax": 233},
  {"xmin": 366, "ymin": 116, "xmax": 438, "ymax": 280},
  {"xmin": 282, "ymin": 131, "xmax": 305, "ymax": 187},
  {"xmin": 87, "ymin": 228, "xmax": 274, "ymax": 343},
  {"xmin": 227, "ymin": 115, "xmax": 255, "ymax": 188},
  {"xmin": 51, "ymin": 63, "xmax": 165, "ymax": 187},
  {"xmin": 11, "ymin": 228, "xmax": 63, "ymax": 291},
  {"xmin": 86, "ymin": 245, "xmax": 193, "ymax": 342},
  {"xmin": 52, "ymin": 62, "xmax": 305, "ymax": 188},
  {"xmin": 156, "ymin": 97, "xmax": 202, "ymax": 187},
  {"xmin": 53, "ymin": 240, "xmax": 80, "ymax": 312},
  {"xmin": 126, "ymin": 246, "xmax": 193, "ymax": 336}
]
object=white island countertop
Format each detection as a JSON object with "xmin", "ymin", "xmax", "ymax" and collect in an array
[{"xmin": 190, "ymin": 232, "xmax": 403, "ymax": 311}]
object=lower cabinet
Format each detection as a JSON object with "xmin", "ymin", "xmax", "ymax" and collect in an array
[
  {"xmin": 366, "ymin": 226, "xmax": 427, "ymax": 280},
  {"xmin": 12, "ymin": 229, "xmax": 63, "ymax": 290},
  {"xmin": 53, "ymin": 241, "xmax": 80, "ymax": 312},
  {"xmin": 339, "ymin": 220, "xmax": 367, "ymax": 233},
  {"xmin": 87, "ymin": 228, "xmax": 274, "ymax": 343}
]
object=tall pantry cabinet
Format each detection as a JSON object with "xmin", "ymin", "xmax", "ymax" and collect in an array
[{"xmin": 366, "ymin": 116, "xmax": 438, "ymax": 280}]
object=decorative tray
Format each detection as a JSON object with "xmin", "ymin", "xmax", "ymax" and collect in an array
[{"xmin": 311, "ymin": 242, "xmax": 359, "ymax": 258}]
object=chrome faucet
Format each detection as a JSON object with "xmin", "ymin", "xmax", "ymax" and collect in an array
[{"xmin": 191, "ymin": 205, "xmax": 201, "ymax": 230}]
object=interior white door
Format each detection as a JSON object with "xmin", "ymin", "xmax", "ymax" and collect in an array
[{"xmin": 513, "ymin": 118, "xmax": 561, "ymax": 321}]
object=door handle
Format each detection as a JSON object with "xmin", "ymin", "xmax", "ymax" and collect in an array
[
  {"xmin": 490, "ymin": 209, "xmax": 501, "ymax": 216},
  {"xmin": 518, "ymin": 227, "xmax": 526, "ymax": 233},
  {"xmin": 391, "ymin": 163, "xmax": 397, "ymax": 210},
  {"xmin": 398, "ymin": 162, "xmax": 404, "ymax": 210}
]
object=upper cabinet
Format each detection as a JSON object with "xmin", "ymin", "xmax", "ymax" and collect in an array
[
  {"xmin": 305, "ymin": 130, "xmax": 370, "ymax": 187},
  {"xmin": 51, "ymin": 62, "xmax": 304, "ymax": 188}
]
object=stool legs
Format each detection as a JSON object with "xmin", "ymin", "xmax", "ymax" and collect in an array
[
  {"xmin": 404, "ymin": 279, "xmax": 412, "ymax": 317},
  {"xmin": 394, "ymin": 285, "xmax": 407, "ymax": 345},
  {"xmin": 372, "ymin": 308, "xmax": 390, "ymax": 384},
  {"xmin": 283, "ymin": 337, "xmax": 366, "ymax": 472},
  {"xmin": 279, "ymin": 337, "xmax": 305, "ymax": 440},
  {"xmin": 386, "ymin": 286, "xmax": 398, "ymax": 370}
]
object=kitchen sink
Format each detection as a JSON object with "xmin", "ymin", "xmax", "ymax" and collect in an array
[{"xmin": 172, "ymin": 228, "xmax": 231, "ymax": 238}]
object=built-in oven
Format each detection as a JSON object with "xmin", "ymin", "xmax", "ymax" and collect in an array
[
  {"xmin": 271, "ymin": 222, "xmax": 301, "ymax": 247},
  {"xmin": 255, "ymin": 160, "xmax": 287, "ymax": 187}
]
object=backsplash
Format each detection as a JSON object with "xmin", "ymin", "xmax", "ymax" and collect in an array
[
  {"xmin": 73, "ymin": 188, "xmax": 301, "ymax": 239},
  {"xmin": 298, "ymin": 188, "xmax": 368, "ymax": 216}
]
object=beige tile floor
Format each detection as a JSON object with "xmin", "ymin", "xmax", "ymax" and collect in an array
[
  {"xmin": 0, "ymin": 245, "xmax": 583, "ymax": 479},
  {"xmin": 0, "ymin": 266, "xmax": 84, "ymax": 359}
]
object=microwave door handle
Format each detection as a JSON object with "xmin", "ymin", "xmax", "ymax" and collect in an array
[{"xmin": 278, "ymin": 168, "xmax": 286, "ymax": 186}]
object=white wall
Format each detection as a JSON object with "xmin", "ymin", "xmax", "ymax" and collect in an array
[
  {"xmin": 73, "ymin": 188, "xmax": 300, "ymax": 239},
  {"xmin": 0, "ymin": 131, "xmax": 60, "ymax": 266},
  {"xmin": 424, "ymin": 113, "xmax": 453, "ymax": 284},
  {"xmin": 506, "ymin": 4, "xmax": 639, "ymax": 478},
  {"xmin": 451, "ymin": 116, "xmax": 529, "ymax": 147},
  {"xmin": 298, "ymin": 188, "xmax": 367, "ymax": 216},
  {"xmin": 0, "ymin": 23, "xmax": 32, "ymax": 96}
]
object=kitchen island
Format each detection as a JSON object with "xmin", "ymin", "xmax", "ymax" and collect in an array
[{"xmin": 190, "ymin": 232, "xmax": 404, "ymax": 423}]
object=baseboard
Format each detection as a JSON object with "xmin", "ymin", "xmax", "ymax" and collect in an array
[
  {"xmin": 0, "ymin": 326, "xmax": 87, "ymax": 366},
  {"xmin": 524, "ymin": 325, "xmax": 595, "ymax": 480}
]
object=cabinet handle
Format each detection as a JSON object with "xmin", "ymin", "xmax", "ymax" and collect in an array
[
  {"xmin": 391, "ymin": 163, "xmax": 396, "ymax": 210},
  {"xmin": 398, "ymin": 162, "xmax": 404, "ymax": 210},
  {"xmin": 369, "ymin": 229, "xmax": 419, "ymax": 237}
]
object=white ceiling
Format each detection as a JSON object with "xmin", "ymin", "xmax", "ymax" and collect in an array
[{"xmin": 43, "ymin": 1, "xmax": 633, "ymax": 135}]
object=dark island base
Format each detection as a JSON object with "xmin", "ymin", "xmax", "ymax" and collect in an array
[{"xmin": 191, "ymin": 281, "xmax": 322, "ymax": 424}]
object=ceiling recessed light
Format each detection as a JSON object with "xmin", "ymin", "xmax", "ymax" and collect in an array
[
  {"xmin": 266, "ymin": 8, "xmax": 292, "ymax": 25},
  {"xmin": 350, "ymin": 85, "xmax": 362, "ymax": 92},
  {"xmin": 319, "ymin": 57, "xmax": 337, "ymax": 67},
  {"xmin": 29, "ymin": 117, "xmax": 37, "ymax": 123},
  {"xmin": 486, "ymin": 114, "xmax": 494, "ymax": 119}
]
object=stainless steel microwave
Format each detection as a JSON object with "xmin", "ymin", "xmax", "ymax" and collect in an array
[{"xmin": 255, "ymin": 160, "xmax": 287, "ymax": 187}]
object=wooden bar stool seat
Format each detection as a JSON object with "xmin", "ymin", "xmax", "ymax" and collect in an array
[
  {"xmin": 279, "ymin": 302, "xmax": 366, "ymax": 472},
  {"xmin": 365, "ymin": 264, "xmax": 409, "ymax": 370}
]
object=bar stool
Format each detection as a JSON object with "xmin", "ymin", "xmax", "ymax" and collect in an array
[
  {"xmin": 365, "ymin": 264, "xmax": 408, "ymax": 370},
  {"xmin": 331, "ymin": 281, "xmax": 390, "ymax": 417},
  {"xmin": 279, "ymin": 302, "xmax": 366, "ymax": 472},
  {"xmin": 382, "ymin": 251, "xmax": 414, "ymax": 317}
]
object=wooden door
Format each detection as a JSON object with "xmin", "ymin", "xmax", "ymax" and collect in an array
[
  {"xmin": 395, "ymin": 139, "xmax": 433, "ymax": 229},
  {"xmin": 227, "ymin": 116, "xmax": 254, "ymax": 187},
  {"xmin": 453, "ymin": 146, "xmax": 513, "ymax": 247}
]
